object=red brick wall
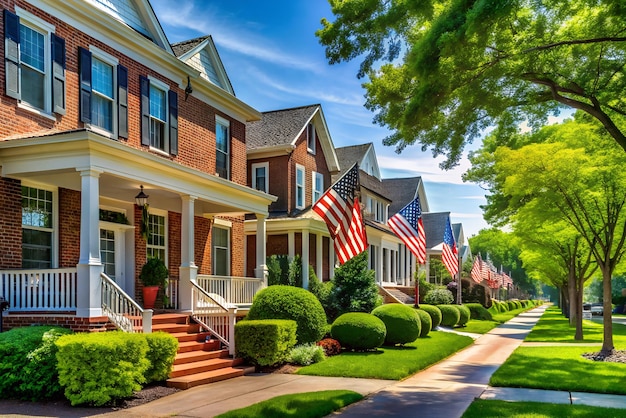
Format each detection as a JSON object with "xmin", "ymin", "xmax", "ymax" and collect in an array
[
  {"xmin": 289, "ymin": 129, "xmax": 332, "ymax": 212},
  {"xmin": 58, "ymin": 188, "xmax": 80, "ymax": 267},
  {"xmin": 195, "ymin": 216, "xmax": 211, "ymax": 275},
  {"xmin": 0, "ymin": 0, "xmax": 248, "ymax": 186},
  {"xmin": 0, "ymin": 177, "xmax": 21, "ymax": 268},
  {"xmin": 133, "ymin": 205, "xmax": 147, "ymax": 301},
  {"xmin": 246, "ymin": 234, "xmax": 256, "ymax": 277},
  {"xmin": 168, "ymin": 212, "xmax": 181, "ymax": 281},
  {"xmin": 248, "ymin": 155, "xmax": 290, "ymax": 212},
  {"xmin": 215, "ymin": 216, "xmax": 245, "ymax": 276},
  {"xmin": 3, "ymin": 314, "xmax": 111, "ymax": 332}
]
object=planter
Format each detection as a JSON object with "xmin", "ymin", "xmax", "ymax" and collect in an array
[{"xmin": 142, "ymin": 286, "xmax": 160, "ymax": 309}]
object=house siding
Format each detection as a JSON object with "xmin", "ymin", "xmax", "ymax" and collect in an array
[
  {"xmin": 58, "ymin": 188, "xmax": 81, "ymax": 268},
  {"xmin": 0, "ymin": 177, "xmax": 21, "ymax": 268}
]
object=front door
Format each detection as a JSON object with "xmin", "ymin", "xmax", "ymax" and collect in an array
[{"xmin": 99, "ymin": 222, "xmax": 131, "ymax": 293}]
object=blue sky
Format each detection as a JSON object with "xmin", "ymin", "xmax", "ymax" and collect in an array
[{"xmin": 151, "ymin": 0, "xmax": 491, "ymax": 240}]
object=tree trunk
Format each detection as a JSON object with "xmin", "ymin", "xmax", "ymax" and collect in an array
[
  {"xmin": 601, "ymin": 267, "xmax": 614, "ymax": 353},
  {"xmin": 574, "ymin": 276, "xmax": 584, "ymax": 340},
  {"xmin": 568, "ymin": 273, "xmax": 576, "ymax": 327}
]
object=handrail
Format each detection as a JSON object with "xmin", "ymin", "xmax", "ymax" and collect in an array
[
  {"xmin": 196, "ymin": 274, "xmax": 265, "ymax": 305},
  {"xmin": 101, "ymin": 273, "xmax": 152, "ymax": 333},
  {"xmin": 190, "ymin": 279, "xmax": 237, "ymax": 355}
]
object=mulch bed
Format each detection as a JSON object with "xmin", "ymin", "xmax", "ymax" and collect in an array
[{"xmin": 582, "ymin": 349, "xmax": 626, "ymax": 363}]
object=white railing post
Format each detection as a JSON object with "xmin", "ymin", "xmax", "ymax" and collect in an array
[
  {"xmin": 143, "ymin": 309, "xmax": 153, "ymax": 333},
  {"xmin": 228, "ymin": 307, "xmax": 237, "ymax": 356}
]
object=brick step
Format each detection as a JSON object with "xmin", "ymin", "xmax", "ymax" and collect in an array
[
  {"xmin": 152, "ymin": 313, "xmax": 189, "ymax": 325},
  {"xmin": 152, "ymin": 322, "xmax": 201, "ymax": 334},
  {"xmin": 170, "ymin": 357, "xmax": 244, "ymax": 378},
  {"xmin": 177, "ymin": 340, "xmax": 221, "ymax": 353},
  {"xmin": 166, "ymin": 366, "xmax": 256, "ymax": 390},
  {"xmin": 169, "ymin": 331, "xmax": 214, "ymax": 343},
  {"xmin": 174, "ymin": 348, "xmax": 230, "ymax": 365}
]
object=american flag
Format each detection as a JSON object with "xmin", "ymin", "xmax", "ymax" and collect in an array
[
  {"xmin": 387, "ymin": 195, "xmax": 426, "ymax": 264},
  {"xmin": 470, "ymin": 254, "xmax": 483, "ymax": 283},
  {"xmin": 312, "ymin": 164, "xmax": 367, "ymax": 264},
  {"xmin": 442, "ymin": 217, "xmax": 458, "ymax": 277}
]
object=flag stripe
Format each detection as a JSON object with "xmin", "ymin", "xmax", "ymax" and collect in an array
[{"xmin": 387, "ymin": 195, "xmax": 426, "ymax": 264}]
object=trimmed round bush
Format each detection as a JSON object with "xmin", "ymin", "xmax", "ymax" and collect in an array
[
  {"xmin": 247, "ymin": 285, "xmax": 327, "ymax": 344},
  {"xmin": 465, "ymin": 303, "xmax": 493, "ymax": 321},
  {"xmin": 419, "ymin": 304, "xmax": 442, "ymax": 328},
  {"xmin": 457, "ymin": 305, "xmax": 471, "ymax": 326},
  {"xmin": 424, "ymin": 288, "xmax": 454, "ymax": 305},
  {"xmin": 371, "ymin": 304, "xmax": 421, "ymax": 345},
  {"xmin": 438, "ymin": 304, "xmax": 461, "ymax": 327},
  {"xmin": 415, "ymin": 309, "xmax": 433, "ymax": 337},
  {"xmin": 507, "ymin": 301, "xmax": 517, "ymax": 311},
  {"xmin": 330, "ymin": 312, "xmax": 386, "ymax": 351}
]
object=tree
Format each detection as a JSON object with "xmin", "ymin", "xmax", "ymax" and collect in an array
[
  {"xmin": 485, "ymin": 121, "xmax": 626, "ymax": 353},
  {"xmin": 317, "ymin": 1, "xmax": 626, "ymax": 168}
]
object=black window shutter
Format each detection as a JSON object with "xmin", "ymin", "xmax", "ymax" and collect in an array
[
  {"xmin": 4, "ymin": 9, "xmax": 20, "ymax": 100},
  {"xmin": 168, "ymin": 89, "xmax": 178, "ymax": 156},
  {"xmin": 51, "ymin": 33, "xmax": 66, "ymax": 115},
  {"xmin": 78, "ymin": 47, "xmax": 92, "ymax": 123},
  {"xmin": 117, "ymin": 65, "xmax": 128, "ymax": 139},
  {"xmin": 140, "ymin": 75, "xmax": 150, "ymax": 146}
]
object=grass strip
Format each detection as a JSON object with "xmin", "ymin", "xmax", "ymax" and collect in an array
[
  {"xmin": 462, "ymin": 399, "xmax": 625, "ymax": 417},
  {"xmin": 214, "ymin": 390, "xmax": 362, "ymax": 418},
  {"xmin": 460, "ymin": 319, "xmax": 499, "ymax": 334},
  {"xmin": 490, "ymin": 346, "xmax": 626, "ymax": 395},
  {"xmin": 297, "ymin": 331, "xmax": 473, "ymax": 380},
  {"xmin": 492, "ymin": 307, "xmax": 532, "ymax": 323}
]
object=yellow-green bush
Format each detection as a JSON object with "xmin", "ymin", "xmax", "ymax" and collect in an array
[
  {"xmin": 144, "ymin": 332, "xmax": 178, "ymax": 382},
  {"xmin": 235, "ymin": 319, "xmax": 297, "ymax": 366}
]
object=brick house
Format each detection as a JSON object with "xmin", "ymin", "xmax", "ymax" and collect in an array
[
  {"xmin": 244, "ymin": 104, "xmax": 340, "ymax": 287},
  {"xmin": 0, "ymin": 0, "xmax": 275, "ymax": 337}
]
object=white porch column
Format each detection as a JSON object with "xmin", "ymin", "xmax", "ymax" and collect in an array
[
  {"xmin": 302, "ymin": 230, "xmax": 310, "ymax": 289},
  {"xmin": 288, "ymin": 231, "xmax": 295, "ymax": 259},
  {"xmin": 76, "ymin": 168, "xmax": 103, "ymax": 318},
  {"xmin": 399, "ymin": 246, "xmax": 406, "ymax": 285},
  {"xmin": 179, "ymin": 195, "xmax": 197, "ymax": 311},
  {"xmin": 254, "ymin": 214, "xmax": 268, "ymax": 285},
  {"xmin": 315, "ymin": 233, "xmax": 323, "ymax": 280},
  {"xmin": 377, "ymin": 245, "xmax": 383, "ymax": 284},
  {"xmin": 385, "ymin": 248, "xmax": 391, "ymax": 283}
]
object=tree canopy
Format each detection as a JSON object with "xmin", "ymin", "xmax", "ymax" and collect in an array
[{"xmin": 317, "ymin": 0, "xmax": 626, "ymax": 168}]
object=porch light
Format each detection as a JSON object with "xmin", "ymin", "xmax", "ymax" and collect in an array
[{"xmin": 135, "ymin": 185, "xmax": 149, "ymax": 207}]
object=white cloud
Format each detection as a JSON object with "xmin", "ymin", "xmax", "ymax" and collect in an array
[{"xmin": 377, "ymin": 152, "xmax": 472, "ymax": 185}]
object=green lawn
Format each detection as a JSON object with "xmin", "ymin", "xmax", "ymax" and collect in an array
[
  {"xmin": 214, "ymin": 390, "xmax": 363, "ymax": 418},
  {"xmin": 490, "ymin": 346, "xmax": 626, "ymax": 395},
  {"xmin": 462, "ymin": 400, "xmax": 626, "ymax": 418},
  {"xmin": 460, "ymin": 319, "xmax": 499, "ymax": 334},
  {"xmin": 491, "ymin": 307, "xmax": 533, "ymax": 323},
  {"xmin": 297, "ymin": 331, "xmax": 473, "ymax": 380},
  {"xmin": 525, "ymin": 306, "xmax": 626, "ymax": 346}
]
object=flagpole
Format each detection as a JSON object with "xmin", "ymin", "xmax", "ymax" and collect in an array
[
  {"xmin": 457, "ymin": 251, "xmax": 462, "ymax": 305},
  {"xmin": 414, "ymin": 260, "xmax": 420, "ymax": 308}
]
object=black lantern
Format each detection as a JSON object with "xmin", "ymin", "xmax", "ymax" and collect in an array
[{"xmin": 135, "ymin": 185, "xmax": 149, "ymax": 207}]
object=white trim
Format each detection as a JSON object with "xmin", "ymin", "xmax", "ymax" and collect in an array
[
  {"xmin": 295, "ymin": 163, "xmax": 306, "ymax": 210},
  {"xmin": 307, "ymin": 123, "xmax": 316, "ymax": 154},
  {"xmin": 146, "ymin": 208, "xmax": 168, "ymax": 267},
  {"xmin": 213, "ymin": 218, "xmax": 232, "ymax": 228},
  {"xmin": 312, "ymin": 171, "xmax": 323, "ymax": 203},
  {"xmin": 215, "ymin": 115, "xmax": 230, "ymax": 179},
  {"xmin": 212, "ymin": 224, "xmax": 231, "ymax": 276},
  {"xmin": 16, "ymin": 6, "xmax": 55, "ymax": 32},
  {"xmin": 20, "ymin": 181, "xmax": 59, "ymax": 269},
  {"xmin": 88, "ymin": 47, "xmax": 119, "ymax": 138},
  {"xmin": 251, "ymin": 162, "xmax": 269, "ymax": 193}
]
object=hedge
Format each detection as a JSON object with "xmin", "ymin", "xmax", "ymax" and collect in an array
[
  {"xmin": 331, "ymin": 312, "xmax": 386, "ymax": 351},
  {"xmin": 465, "ymin": 303, "xmax": 493, "ymax": 321},
  {"xmin": 438, "ymin": 305, "xmax": 461, "ymax": 327},
  {"xmin": 235, "ymin": 319, "xmax": 297, "ymax": 366},
  {"xmin": 418, "ymin": 304, "xmax": 442, "ymax": 328},
  {"xmin": 415, "ymin": 309, "xmax": 433, "ymax": 337},
  {"xmin": 144, "ymin": 332, "xmax": 178, "ymax": 383},
  {"xmin": 371, "ymin": 304, "xmax": 420, "ymax": 345},
  {"xmin": 457, "ymin": 305, "xmax": 471, "ymax": 327}
]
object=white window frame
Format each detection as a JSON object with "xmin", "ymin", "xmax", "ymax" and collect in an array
[
  {"xmin": 148, "ymin": 76, "xmax": 170, "ymax": 155},
  {"xmin": 312, "ymin": 171, "xmax": 323, "ymax": 203},
  {"xmin": 21, "ymin": 181, "xmax": 58, "ymax": 269},
  {"xmin": 251, "ymin": 162, "xmax": 269, "ymax": 193},
  {"xmin": 295, "ymin": 163, "xmax": 306, "ymax": 209},
  {"xmin": 15, "ymin": 7, "xmax": 54, "ymax": 117},
  {"xmin": 216, "ymin": 115, "xmax": 230, "ymax": 179},
  {"xmin": 146, "ymin": 208, "xmax": 168, "ymax": 266},
  {"xmin": 306, "ymin": 123, "xmax": 316, "ymax": 154},
  {"xmin": 88, "ymin": 46, "xmax": 118, "ymax": 138},
  {"xmin": 212, "ymin": 224, "xmax": 231, "ymax": 276}
]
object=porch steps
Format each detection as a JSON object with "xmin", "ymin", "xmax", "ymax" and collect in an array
[
  {"xmin": 152, "ymin": 313, "xmax": 254, "ymax": 390},
  {"xmin": 382, "ymin": 287, "xmax": 415, "ymax": 304}
]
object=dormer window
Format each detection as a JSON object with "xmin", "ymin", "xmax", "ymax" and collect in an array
[{"xmin": 307, "ymin": 123, "xmax": 316, "ymax": 154}]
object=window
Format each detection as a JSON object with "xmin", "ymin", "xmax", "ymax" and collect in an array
[
  {"xmin": 21, "ymin": 185, "xmax": 55, "ymax": 269},
  {"xmin": 295, "ymin": 164, "xmax": 305, "ymax": 209},
  {"xmin": 216, "ymin": 116, "xmax": 230, "ymax": 179},
  {"xmin": 212, "ymin": 226, "xmax": 230, "ymax": 276},
  {"xmin": 100, "ymin": 229, "xmax": 116, "ymax": 279},
  {"xmin": 146, "ymin": 211, "xmax": 167, "ymax": 262},
  {"xmin": 306, "ymin": 123, "xmax": 316, "ymax": 153},
  {"xmin": 4, "ymin": 8, "xmax": 65, "ymax": 115},
  {"xmin": 79, "ymin": 47, "xmax": 127, "ymax": 138},
  {"xmin": 312, "ymin": 171, "xmax": 323, "ymax": 203},
  {"xmin": 140, "ymin": 76, "xmax": 178, "ymax": 155},
  {"xmin": 252, "ymin": 162, "xmax": 268, "ymax": 193}
]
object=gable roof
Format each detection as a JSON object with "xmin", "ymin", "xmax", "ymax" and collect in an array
[
  {"xmin": 172, "ymin": 35, "xmax": 235, "ymax": 95},
  {"xmin": 335, "ymin": 143, "xmax": 381, "ymax": 179},
  {"xmin": 383, "ymin": 176, "xmax": 430, "ymax": 214},
  {"xmin": 422, "ymin": 211, "xmax": 451, "ymax": 249},
  {"xmin": 246, "ymin": 104, "xmax": 340, "ymax": 171}
]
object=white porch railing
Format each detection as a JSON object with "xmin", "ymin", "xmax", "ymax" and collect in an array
[
  {"xmin": 196, "ymin": 275, "xmax": 265, "ymax": 306},
  {"xmin": 0, "ymin": 268, "xmax": 77, "ymax": 311},
  {"xmin": 101, "ymin": 273, "xmax": 152, "ymax": 333},
  {"xmin": 191, "ymin": 279, "xmax": 237, "ymax": 355}
]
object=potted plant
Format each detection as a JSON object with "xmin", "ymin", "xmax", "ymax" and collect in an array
[{"xmin": 139, "ymin": 258, "xmax": 168, "ymax": 309}]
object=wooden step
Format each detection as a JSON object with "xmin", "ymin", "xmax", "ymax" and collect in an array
[
  {"xmin": 170, "ymin": 331, "xmax": 213, "ymax": 343},
  {"xmin": 170, "ymin": 358, "xmax": 243, "ymax": 378},
  {"xmin": 152, "ymin": 313, "xmax": 189, "ymax": 325},
  {"xmin": 174, "ymin": 349, "xmax": 230, "ymax": 365},
  {"xmin": 166, "ymin": 366, "xmax": 255, "ymax": 390},
  {"xmin": 177, "ymin": 340, "xmax": 221, "ymax": 353},
  {"xmin": 152, "ymin": 322, "xmax": 200, "ymax": 334}
]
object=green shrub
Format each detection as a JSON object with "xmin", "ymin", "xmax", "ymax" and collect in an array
[
  {"xmin": 465, "ymin": 303, "xmax": 494, "ymax": 321},
  {"xmin": 438, "ymin": 304, "xmax": 461, "ymax": 327},
  {"xmin": 144, "ymin": 332, "xmax": 178, "ymax": 383},
  {"xmin": 326, "ymin": 251, "xmax": 381, "ymax": 321},
  {"xmin": 288, "ymin": 344, "xmax": 326, "ymax": 366},
  {"xmin": 309, "ymin": 273, "xmax": 333, "ymax": 315},
  {"xmin": 235, "ymin": 320, "xmax": 297, "ymax": 366},
  {"xmin": 0, "ymin": 326, "xmax": 72, "ymax": 401},
  {"xmin": 372, "ymin": 304, "xmax": 421, "ymax": 345},
  {"xmin": 266, "ymin": 254, "xmax": 291, "ymax": 286},
  {"xmin": 247, "ymin": 285, "xmax": 327, "ymax": 344},
  {"xmin": 515, "ymin": 300, "xmax": 523, "ymax": 309},
  {"xmin": 507, "ymin": 301, "xmax": 517, "ymax": 311},
  {"xmin": 424, "ymin": 288, "xmax": 454, "ymax": 305},
  {"xmin": 415, "ymin": 309, "xmax": 433, "ymax": 337},
  {"xmin": 417, "ymin": 273, "xmax": 435, "ymax": 303},
  {"xmin": 419, "ymin": 304, "xmax": 443, "ymax": 328},
  {"xmin": 456, "ymin": 305, "xmax": 471, "ymax": 326},
  {"xmin": 56, "ymin": 331, "xmax": 150, "ymax": 406},
  {"xmin": 330, "ymin": 312, "xmax": 386, "ymax": 351}
]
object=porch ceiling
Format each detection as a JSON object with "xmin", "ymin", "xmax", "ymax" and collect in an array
[{"xmin": 0, "ymin": 130, "xmax": 276, "ymax": 216}]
